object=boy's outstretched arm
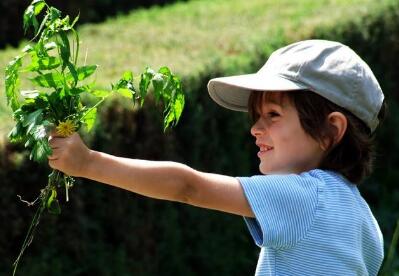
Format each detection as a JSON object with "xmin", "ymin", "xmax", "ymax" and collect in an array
[{"xmin": 48, "ymin": 133, "xmax": 254, "ymax": 217}]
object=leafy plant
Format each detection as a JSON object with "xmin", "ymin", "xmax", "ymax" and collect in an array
[
  {"xmin": 379, "ymin": 219, "xmax": 399, "ymax": 275},
  {"xmin": 4, "ymin": 0, "xmax": 185, "ymax": 274}
]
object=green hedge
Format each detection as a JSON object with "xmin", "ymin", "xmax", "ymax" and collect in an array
[
  {"xmin": 0, "ymin": 0, "xmax": 187, "ymax": 49},
  {"xmin": 1, "ymin": 1, "xmax": 399, "ymax": 275}
]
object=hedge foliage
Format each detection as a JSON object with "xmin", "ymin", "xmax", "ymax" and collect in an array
[
  {"xmin": 1, "ymin": 0, "xmax": 399, "ymax": 275},
  {"xmin": 0, "ymin": 0, "xmax": 187, "ymax": 49}
]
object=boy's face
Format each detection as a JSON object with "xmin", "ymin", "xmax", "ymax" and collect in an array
[{"xmin": 251, "ymin": 92, "xmax": 325, "ymax": 175}]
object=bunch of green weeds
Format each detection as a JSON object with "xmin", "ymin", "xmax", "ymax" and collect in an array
[{"xmin": 5, "ymin": 1, "xmax": 184, "ymax": 274}]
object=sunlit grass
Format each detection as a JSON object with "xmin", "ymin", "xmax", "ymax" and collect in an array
[{"xmin": 0, "ymin": 0, "xmax": 395, "ymax": 138}]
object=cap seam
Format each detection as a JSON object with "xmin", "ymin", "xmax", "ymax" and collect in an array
[
  {"xmin": 275, "ymin": 73, "xmax": 308, "ymax": 90},
  {"xmin": 295, "ymin": 55, "xmax": 307, "ymax": 82}
]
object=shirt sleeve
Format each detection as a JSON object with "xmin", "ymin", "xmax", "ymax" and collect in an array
[{"xmin": 237, "ymin": 172, "xmax": 322, "ymax": 249}]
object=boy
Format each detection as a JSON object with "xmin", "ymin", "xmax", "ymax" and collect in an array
[{"xmin": 48, "ymin": 40, "xmax": 385, "ymax": 275}]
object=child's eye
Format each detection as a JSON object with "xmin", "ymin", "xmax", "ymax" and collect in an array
[{"xmin": 268, "ymin": 111, "xmax": 280, "ymax": 118}]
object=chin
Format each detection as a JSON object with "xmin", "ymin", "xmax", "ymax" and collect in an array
[
  {"xmin": 259, "ymin": 165, "xmax": 294, "ymax": 175},
  {"xmin": 259, "ymin": 166, "xmax": 274, "ymax": 175}
]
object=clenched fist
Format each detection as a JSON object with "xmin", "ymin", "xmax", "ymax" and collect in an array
[{"xmin": 48, "ymin": 132, "xmax": 92, "ymax": 177}]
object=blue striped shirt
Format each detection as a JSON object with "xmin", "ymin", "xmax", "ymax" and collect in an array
[{"xmin": 238, "ymin": 169, "xmax": 384, "ymax": 276}]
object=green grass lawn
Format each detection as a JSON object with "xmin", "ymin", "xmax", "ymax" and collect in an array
[{"xmin": 0, "ymin": 0, "xmax": 395, "ymax": 139}]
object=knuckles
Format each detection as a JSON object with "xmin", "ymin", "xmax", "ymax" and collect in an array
[{"xmin": 47, "ymin": 133, "xmax": 83, "ymax": 176}]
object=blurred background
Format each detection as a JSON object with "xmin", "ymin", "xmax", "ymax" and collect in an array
[{"xmin": 1, "ymin": 0, "xmax": 398, "ymax": 275}]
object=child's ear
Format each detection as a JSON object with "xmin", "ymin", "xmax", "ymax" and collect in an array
[{"xmin": 320, "ymin": 112, "xmax": 347, "ymax": 151}]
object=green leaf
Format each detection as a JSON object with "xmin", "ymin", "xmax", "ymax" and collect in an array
[
  {"xmin": 68, "ymin": 84, "xmax": 92, "ymax": 95},
  {"xmin": 33, "ymin": 1, "xmax": 46, "ymax": 16},
  {"xmin": 23, "ymin": 5, "xmax": 35, "ymax": 33},
  {"xmin": 158, "ymin": 66, "xmax": 171, "ymax": 74},
  {"xmin": 174, "ymin": 93, "xmax": 185, "ymax": 119},
  {"xmin": 69, "ymin": 87, "xmax": 86, "ymax": 95},
  {"xmin": 24, "ymin": 55, "xmax": 61, "ymax": 72},
  {"xmin": 25, "ymin": 137, "xmax": 35, "ymax": 149},
  {"xmin": 132, "ymin": 66, "xmax": 185, "ymax": 131},
  {"xmin": 60, "ymin": 15, "xmax": 72, "ymax": 31},
  {"xmin": 22, "ymin": 109, "xmax": 42, "ymax": 128},
  {"xmin": 22, "ymin": 109, "xmax": 43, "ymax": 134},
  {"xmin": 71, "ymin": 29, "xmax": 80, "ymax": 65},
  {"xmin": 82, "ymin": 107, "xmax": 97, "ymax": 132},
  {"xmin": 49, "ymin": 7, "xmax": 61, "ymax": 21},
  {"xmin": 5, "ymin": 56, "xmax": 23, "ymax": 111},
  {"xmin": 164, "ymin": 93, "xmax": 185, "ymax": 130},
  {"xmin": 58, "ymin": 31, "xmax": 71, "ymax": 71},
  {"xmin": 139, "ymin": 68, "xmax": 155, "ymax": 105},
  {"xmin": 30, "ymin": 138, "xmax": 52, "ymax": 162},
  {"xmin": 75, "ymin": 65, "xmax": 97, "ymax": 81},
  {"xmin": 151, "ymin": 73, "xmax": 165, "ymax": 103},
  {"xmin": 22, "ymin": 45, "xmax": 34, "ymax": 53},
  {"xmin": 71, "ymin": 14, "xmax": 80, "ymax": 28},
  {"xmin": 112, "ymin": 71, "xmax": 136, "ymax": 103},
  {"xmin": 23, "ymin": 0, "xmax": 45, "ymax": 34},
  {"xmin": 116, "ymin": 88, "xmax": 133, "ymax": 99},
  {"xmin": 67, "ymin": 62, "xmax": 78, "ymax": 85},
  {"xmin": 30, "ymin": 72, "xmax": 64, "ymax": 88},
  {"xmin": 31, "ymin": 7, "xmax": 49, "ymax": 41},
  {"xmin": 90, "ymin": 90, "xmax": 111, "ymax": 98},
  {"xmin": 46, "ymin": 90, "xmax": 70, "ymax": 120},
  {"xmin": 47, "ymin": 188, "xmax": 56, "ymax": 208},
  {"xmin": 20, "ymin": 102, "xmax": 35, "ymax": 115},
  {"xmin": 32, "ymin": 17, "xmax": 40, "ymax": 36},
  {"xmin": 8, "ymin": 122, "xmax": 25, "ymax": 142},
  {"xmin": 48, "ymin": 199, "xmax": 61, "ymax": 215},
  {"xmin": 46, "ymin": 188, "xmax": 61, "ymax": 215},
  {"xmin": 44, "ymin": 42, "xmax": 57, "ymax": 51},
  {"xmin": 122, "ymin": 71, "xmax": 133, "ymax": 81},
  {"xmin": 154, "ymin": 67, "xmax": 185, "ymax": 131},
  {"xmin": 23, "ymin": 93, "xmax": 49, "ymax": 110},
  {"xmin": 31, "ymin": 125, "xmax": 47, "ymax": 140},
  {"xmin": 64, "ymin": 65, "xmax": 97, "ymax": 85}
]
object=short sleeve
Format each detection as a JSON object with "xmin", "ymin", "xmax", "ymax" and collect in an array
[{"xmin": 237, "ymin": 172, "xmax": 321, "ymax": 249}]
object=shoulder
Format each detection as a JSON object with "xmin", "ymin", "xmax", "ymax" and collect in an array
[{"xmin": 238, "ymin": 170, "xmax": 329, "ymax": 248}]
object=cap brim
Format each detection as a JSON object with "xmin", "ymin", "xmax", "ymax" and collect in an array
[{"xmin": 207, "ymin": 73, "xmax": 307, "ymax": 112}]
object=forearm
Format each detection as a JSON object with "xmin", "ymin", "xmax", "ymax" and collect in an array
[
  {"xmin": 48, "ymin": 134, "xmax": 253, "ymax": 216},
  {"xmin": 83, "ymin": 150, "xmax": 193, "ymax": 202}
]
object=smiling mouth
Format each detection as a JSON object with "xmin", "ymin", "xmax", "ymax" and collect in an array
[{"xmin": 257, "ymin": 145, "xmax": 273, "ymax": 157}]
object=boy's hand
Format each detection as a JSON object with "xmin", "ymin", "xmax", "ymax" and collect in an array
[{"xmin": 48, "ymin": 132, "xmax": 92, "ymax": 177}]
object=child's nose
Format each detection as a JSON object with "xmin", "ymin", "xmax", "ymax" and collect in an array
[{"xmin": 250, "ymin": 119, "xmax": 266, "ymax": 137}]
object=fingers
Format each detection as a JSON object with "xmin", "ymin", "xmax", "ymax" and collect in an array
[
  {"xmin": 48, "ymin": 131, "xmax": 77, "ymax": 148},
  {"xmin": 48, "ymin": 134, "xmax": 70, "ymax": 159},
  {"xmin": 48, "ymin": 128, "xmax": 63, "ymax": 139},
  {"xmin": 48, "ymin": 129, "xmax": 77, "ymax": 142},
  {"xmin": 48, "ymin": 158, "xmax": 59, "ymax": 170},
  {"xmin": 47, "ymin": 132, "xmax": 85, "ymax": 176},
  {"xmin": 48, "ymin": 135, "xmax": 62, "ymax": 149},
  {"xmin": 48, "ymin": 148, "xmax": 60, "ymax": 160},
  {"xmin": 48, "ymin": 141, "xmax": 68, "ymax": 171}
]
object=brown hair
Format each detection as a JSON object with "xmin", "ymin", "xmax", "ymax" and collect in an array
[{"xmin": 248, "ymin": 90, "xmax": 386, "ymax": 184}]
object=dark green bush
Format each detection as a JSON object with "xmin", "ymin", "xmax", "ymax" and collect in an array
[{"xmin": 0, "ymin": 0, "xmax": 188, "ymax": 49}]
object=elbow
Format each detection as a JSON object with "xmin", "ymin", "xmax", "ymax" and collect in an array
[{"xmin": 175, "ymin": 165, "xmax": 199, "ymax": 205}]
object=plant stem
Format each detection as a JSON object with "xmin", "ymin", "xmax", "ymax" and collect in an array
[
  {"xmin": 65, "ymin": 175, "xmax": 70, "ymax": 202},
  {"xmin": 72, "ymin": 29, "xmax": 79, "ymax": 66},
  {"xmin": 79, "ymin": 96, "xmax": 106, "ymax": 121},
  {"xmin": 12, "ymin": 185, "xmax": 51, "ymax": 275}
]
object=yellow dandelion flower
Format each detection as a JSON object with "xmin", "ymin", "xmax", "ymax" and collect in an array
[{"xmin": 56, "ymin": 119, "xmax": 77, "ymax": 137}]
